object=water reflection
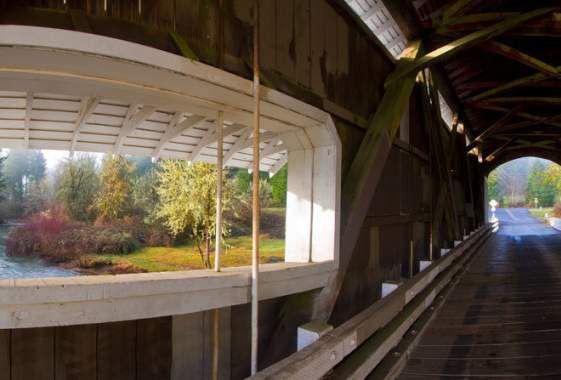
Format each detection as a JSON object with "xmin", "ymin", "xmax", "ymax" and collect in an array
[{"xmin": 0, "ymin": 224, "xmax": 77, "ymax": 279}]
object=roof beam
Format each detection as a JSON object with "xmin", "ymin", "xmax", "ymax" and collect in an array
[
  {"xmin": 260, "ymin": 138, "xmax": 284, "ymax": 158},
  {"xmin": 482, "ymin": 41, "xmax": 561, "ymax": 81},
  {"xmin": 437, "ymin": 12, "xmax": 561, "ymax": 37},
  {"xmin": 222, "ymin": 128, "xmax": 251, "ymax": 166},
  {"xmin": 269, "ymin": 154, "xmax": 287, "ymax": 176},
  {"xmin": 70, "ymin": 97, "xmax": 99, "ymax": 154},
  {"xmin": 385, "ymin": 8, "xmax": 555, "ymax": 88},
  {"xmin": 500, "ymin": 112, "xmax": 561, "ymax": 133},
  {"xmin": 153, "ymin": 114, "xmax": 205, "ymax": 158},
  {"xmin": 468, "ymin": 65, "xmax": 561, "ymax": 103},
  {"xmin": 485, "ymin": 137, "xmax": 517, "ymax": 162},
  {"xmin": 223, "ymin": 130, "xmax": 277, "ymax": 167},
  {"xmin": 114, "ymin": 105, "xmax": 156, "ymax": 155},
  {"xmin": 437, "ymin": 12, "xmax": 519, "ymax": 34},
  {"xmin": 465, "ymin": 105, "xmax": 523, "ymax": 151},
  {"xmin": 24, "ymin": 92, "xmax": 33, "ymax": 148},
  {"xmin": 442, "ymin": 0, "xmax": 485, "ymax": 22},
  {"xmin": 187, "ymin": 124, "xmax": 245, "ymax": 162},
  {"xmin": 474, "ymin": 105, "xmax": 561, "ymax": 128},
  {"xmin": 478, "ymin": 97, "xmax": 561, "ymax": 107}
]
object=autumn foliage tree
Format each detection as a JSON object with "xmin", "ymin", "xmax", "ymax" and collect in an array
[
  {"xmin": 156, "ymin": 161, "xmax": 232, "ymax": 268},
  {"xmin": 55, "ymin": 155, "xmax": 99, "ymax": 222},
  {"xmin": 95, "ymin": 156, "xmax": 134, "ymax": 224}
]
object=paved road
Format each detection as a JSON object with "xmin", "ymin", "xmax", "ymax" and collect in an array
[{"xmin": 398, "ymin": 208, "xmax": 561, "ymax": 378}]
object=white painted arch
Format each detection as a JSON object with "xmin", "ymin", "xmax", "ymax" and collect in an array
[{"xmin": 0, "ymin": 26, "xmax": 341, "ymax": 325}]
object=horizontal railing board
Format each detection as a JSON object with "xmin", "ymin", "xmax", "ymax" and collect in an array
[{"xmin": 249, "ymin": 224, "xmax": 492, "ymax": 380}]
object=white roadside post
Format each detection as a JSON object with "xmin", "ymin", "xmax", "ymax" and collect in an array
[{"xmin": 489, "ymin": 199, "xmax": 498, "ymax": 222}]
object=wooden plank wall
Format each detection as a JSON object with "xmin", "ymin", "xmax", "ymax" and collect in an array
[
  {"xmin": 0, "ymin": 317, "xmax": 172, "ymax": 380},
  {"xmin": 0, "ymin": 1, "xmax": 484, "ymax": 374}
]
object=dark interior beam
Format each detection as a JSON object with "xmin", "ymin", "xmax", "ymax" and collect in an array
[{"xmin": 384, "ymin": 8, "xmax": 555, "ymax": 88}]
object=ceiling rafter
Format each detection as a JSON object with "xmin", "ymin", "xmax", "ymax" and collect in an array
[
  {"xmin": 268, "ymin": 154, "xmax": 288, "ymax": 176},
  {"xmin": 481, "ymin": 40, "xmax": 561, "ymax": 81},
  {"xmin": 468, "ymin": 62, "xmax": 561, "ymax": 103},
  {"xmin": 485, "ymin": 136, "xmax": 518, "ymax": 162},
  {"xmin": 442, "ymin": 0, "xmax": 485, "ymax": 22},
  {"xmin": 222, "ymin": 130, "xmax": 278, "ymax": 167},
  {"xmin": 70, "ymin": 97, "xmax": 99, "ymax": 155},
  {"xmin": 24, "ymin": 92, "xmax": 33, "ymax": 148},
  {"xmin": 187, "ymin": 124, "xmax": 246, "ymax": 162},
  {"xmin": 153, "ymin": 114, "xmax": 206, "ymax": 158},
  {"xmin": 114, "ymin": 105, "xmax": 156, "ymax": 155},
  {"xmin": 222, "ymin": 128, "xmax": 252, "ymax": 166},
  {"xmin": 474, "ymin": 105, "xmax": 561, "ymax": 129},
  {"xmin": 466, "ymin": 105, "xmax": 523, "ymax": 151}
]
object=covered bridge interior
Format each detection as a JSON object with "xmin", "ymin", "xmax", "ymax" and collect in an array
[{"xmin": 0, "ymin": 0, "xmax": 560, "ymax": 379}]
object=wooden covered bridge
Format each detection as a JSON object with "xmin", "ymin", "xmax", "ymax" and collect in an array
[{"xmin": 0, "ymin": 0, "xmax": 561, "ymax": 379}]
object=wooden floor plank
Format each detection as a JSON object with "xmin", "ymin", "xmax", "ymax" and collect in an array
[{"xmin": 398, "ymin": 211, "xmax": 561, "ymax": 378}]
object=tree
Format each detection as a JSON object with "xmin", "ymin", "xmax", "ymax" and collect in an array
[
  {"xmin": 132, "ymin": 164, "xmax": 160, "ymax": 223},
  {"xmin": 94, "ymin": 156, "xmax": 133, "ymax": 223},
  {"xmin": 156, "ymin": 161, "xmax": 232, "ymax": 268},
  {"xmin": 495, "ymin": 158, "xmax": 530, "ymax": 207},
  {"xmin": 270, "ymin": 164, "xmax": 287, "ymax": 206},
  {"xmin": 24, "ymin": 179, "xmax": 51, "ymax": 215},
  {"xmin": 527, "ymin": 160, "xmax": 556, "ymax": 207},
  {"xmin": 0, "ymin": 156, "xmax": 8, "ymax": 204},
  {"xmin": 2, "ymin": 150, "xmax": 47, "ymax": 216},
  {"xmin": 55, "ymin": 155, "xmax": 99, "ymax": 222},
  {"xmin": 129, "ymin": 156, "xmax": 155, "ymax": 177},
  {"xmin": 487, "ymin": 170, "xmax": 499, "ymax": 203}
]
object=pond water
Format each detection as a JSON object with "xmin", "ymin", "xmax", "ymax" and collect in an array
[{"xmin": 0, "ymin": 224, "xmax": 77, "ymax": 279}]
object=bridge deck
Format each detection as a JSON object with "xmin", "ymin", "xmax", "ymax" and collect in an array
[{"xmin": 398, "ymin": 208, "xmax": 561, "ymax": 378}]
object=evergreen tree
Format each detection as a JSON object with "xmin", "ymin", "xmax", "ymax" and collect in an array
[{"xmin": 2, "ymin": 150, "xmax": 47, "ymax": 216}]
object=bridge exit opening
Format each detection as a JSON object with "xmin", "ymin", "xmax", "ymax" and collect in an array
[{"xmin": 487, "ymin": 157, "xmax": 561, "ymax": 236}]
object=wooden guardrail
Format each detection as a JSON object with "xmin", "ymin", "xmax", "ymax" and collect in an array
[{"xmin": 248, "ymin": 223, "xmax": 495, "ymax": 380}]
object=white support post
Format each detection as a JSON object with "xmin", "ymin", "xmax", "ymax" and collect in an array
[
  {"xmin": 251, "ymin": 1, "xmax": 260, "ymax": 374},
  {"xmin": 215, "ymin": 111, "xmax": 224, "ymax": 272}
]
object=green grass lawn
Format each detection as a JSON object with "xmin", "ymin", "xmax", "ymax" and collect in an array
[
  {"xmin": 529, "ymin": 207, "xmax": 553, "ymax": 221},
  {"xmin": 79, "ymin": 235, "xmax": 285, "ymax": 273}
]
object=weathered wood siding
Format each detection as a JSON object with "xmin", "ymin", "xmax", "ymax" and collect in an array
[{"xmin": 0, "ymin": 317, "xmax": 172, "ymax": 380}]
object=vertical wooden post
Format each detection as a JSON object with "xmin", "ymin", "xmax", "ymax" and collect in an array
[
  {"xmin": 212, "ymin": 111, "xmax": 224, "ymax": 380},
  {"xmin": 251, "ymin": 0, "xmax": 261, "ymax": 375},
  {"xmin": 409, "ymin": 240, "xmax": 414, "ymax": 278}
]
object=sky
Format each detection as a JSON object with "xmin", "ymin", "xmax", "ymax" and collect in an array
[
  {"xmin": 1, "ymin": 149, "xmax": 104, "ymax": 172},
  {"xmin": 43, "ymin": 150, "xmax": 71, "ymax": 170}
]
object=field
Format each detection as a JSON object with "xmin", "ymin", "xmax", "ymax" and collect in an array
[{"xmin": 76, "ymin": 235, "xmax": 285, "ymax": 273}]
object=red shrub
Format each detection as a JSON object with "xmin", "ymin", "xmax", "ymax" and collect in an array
[{"xmin": 6, "ymin": 208, "xmax": 71, "ymax": 260}]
